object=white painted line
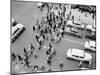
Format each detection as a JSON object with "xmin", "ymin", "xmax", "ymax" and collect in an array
[{"xmin": 64, "ymin": 38, "xmax": 84, "ymax": 45}]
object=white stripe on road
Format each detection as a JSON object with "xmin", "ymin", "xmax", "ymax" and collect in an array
[{"xmin": 64, "ymin": 38, "xmax": 84, "ymax": 45}]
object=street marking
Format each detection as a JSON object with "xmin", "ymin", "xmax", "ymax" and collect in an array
[{"xmin": 64, "ymin": 38, "xmax": 84, "ymax": 45}]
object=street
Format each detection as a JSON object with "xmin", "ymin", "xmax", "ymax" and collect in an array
[{"xmin": 11, "ymin": 1, "xmax": 96, "ymax": 74}]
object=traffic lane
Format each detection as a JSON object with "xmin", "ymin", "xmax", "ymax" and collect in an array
[
  {"xmin": 51, "ymin": 36, "xmax": 95, "ymax": 71},
  {"xmin": 51, "ymin": 37, "xmax": 84, "ymax": 71}
]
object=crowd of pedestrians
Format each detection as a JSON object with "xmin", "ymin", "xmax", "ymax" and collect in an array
[{"xmin": 11, "ymin": 3, "xmax": 95, "ymax": 73}]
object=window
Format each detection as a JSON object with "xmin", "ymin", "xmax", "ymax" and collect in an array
[
  {"xmin": 72, "ymin": 55, "xmax": 79, "ymax": 58},
  {"xmin": 13, "ymin": 28, "xmax": 20, "ymax": 35}
]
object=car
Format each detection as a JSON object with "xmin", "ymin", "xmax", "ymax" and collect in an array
[
  {"xmin": 12, "ymin": 23, "xmax": 25, "ymax": 43},
  {"xmin": 85, "ymin": 33, "xmax": 96, "ymax": 40},
  {"xmin": 84, "ymin": 41, "xmax": 96, "ymax": 51},
  {"xmin": 67, "ymin": 20, "xmax": 85, "ymax": 29},
  {"xmin": 70, "ymin": 27, "xmax": 79, "ymax": 33},
  {"xmin": 86, "ymin": 24, "xmax": 96, "ymax": 32},
  {"xmin": 85, "ymin": 26, "xmax": 96, "ymax": 40},
  {"xmin": 73, "ymin": 20, "xmax": 85, "ymax": 29},
  {"xmin": 12, "ymin": 18, "xmax": 17, "ymax": 26},
  {"xmin": 66, "ymin": 48, "xmax": 92, "ymax": 63},
  {"xmin": 65, "ymin": 27, "xmax": 82, "ymax": 38}
]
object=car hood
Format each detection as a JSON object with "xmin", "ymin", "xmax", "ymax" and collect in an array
[
  {"xmin": 89, "ymin": 41, "xmax": 96, "ymax": 47},
  {"xmin": 84, "ymin": 53, "xmax": 92, "ymax": 61}
]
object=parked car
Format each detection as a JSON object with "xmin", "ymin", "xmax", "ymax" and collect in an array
[
  {"xmin": 84, "ymin": 41, "xmax": 96, "ymax": 51},
  {"xmin": 86, "ymin": 24, "xmax": 96, "ymax": 32},
  {"xmin": 67, "ymin": 20, "xmax": 85, "ymax": 29},
  {"xmin": 65, "ymin": 27, "xmax": 82, "ymax": 38},
  {"xmin": 12, "ymin": 23, "xmax": 25, "ymax": 43},
  {"xmin": 66, "ymin": 48, "xmax": 92, "ymax": 64},
  {"xmin": 85, "ymin": 25, "xmax": 96, "ymax": 40},
  {"xmin": 73, "ymin": 20, "xmax": 85, "ymax": 29},
  {"xmin": 85, "ymin": 32, "xmax": 96, "ymax": 40},
  {"xmin": 12, "ymin": 18, "xmax": 17, "ymax": 26},
  {"xmin": 70, "ymin": 27, "xmax": 79, "ymax": 33}
]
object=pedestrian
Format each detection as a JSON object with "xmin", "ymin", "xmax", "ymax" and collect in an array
[
  {"xmin": 47, "ymin": 54, "xmax": 53, "ymax": 60},
  {"xmin": 47, "ymin": 59, "xmax": 52, "ymax": 66},
  {"xmin": 41, "ymin": 66, "xmax": 46, "ymax": 71},
  {"xmin": 49, "ymin": 43, "xmax": 52, "ymax": 48},
  {"xmin": 11, "ymin": 52, "xmax": 16, "ymax": 62},
  {"xmin": 29, "ymin": 43, "xmax": 35, "ymax": 50},
  {"xmin": 24, "ymin": 55, "xmax": 30, "ymax": 67},
  {"xmin": 28, "ymin": 43, "xmax": 35, "ymax": 58},
  {"xmin": 47, "ymin": 48, "xmax": 52, "ymax": 55},
  {"xmin": 33, "ymin": 26, "xmax": 36, "ymax": 31},
  {"xmin": 46, "ymin": 50, "xmax": 49, "ymax": 55},
  {"xmin": 47, "ymin": 68, "xmax": 51, "ymax": 72},
  {"xmin": 17, "ymin": 55, "xmax": 23, "ymax": 61},
  {"xmin": 71, "ymin": 15, "xmax": 74, "ymax": 21},
  {"xmin": 59, "ymin": 61, "xmax": 64, "ymax": 69},
  {"xmin": 35, "ymin": 33, "xmax": 40, "ymax": 43},
  {"xmin": 24, "ymin": 48, "xmax": 27, "ymax": 56},
  {"xmin": 33, "ymin": 52, "xmax": 38, "ymax": 59},
  {"xmin": 42, "ymin": 34, "xmax": 45, "ymax": 40},
  {"xmin": 34, "ymin": 65, "xmax": 39, "ymax": 71},
  {"xmin": 78, "ymin": 61, "xmax": 83, "ymax": 67},
  {"xmin": 38, "ymin": 39, "xmax": 43, "ymax": 50},
  {"xmin": 52, "ymin": 49, "xmax": 56, "ymax": 56}
]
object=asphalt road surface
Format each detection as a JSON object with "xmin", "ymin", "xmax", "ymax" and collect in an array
[{"xmin": 11, "ymin": 1, "xmax": 96, "ymax": 74}]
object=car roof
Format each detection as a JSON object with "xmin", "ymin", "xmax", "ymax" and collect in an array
[
  {"xmin": 12, "ymin": 26, "xmax": 18, "ymax": 34},
  {"xmin": 71, "ymin": 49, "xmax": 85, "ymax": 57}
]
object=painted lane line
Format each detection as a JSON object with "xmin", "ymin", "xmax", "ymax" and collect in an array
[{"xmin": 64, "ymin": 38, "xmax": 84, "ymax": 45}]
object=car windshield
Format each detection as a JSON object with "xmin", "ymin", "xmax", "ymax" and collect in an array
[
  {"xmin": 90, "ymin": 46, "xmax": 96, "ymax": 49},
  {"xmin": 13, "ymin": 28, "xmax": 20, "ymax": 35},
  {"xmin": 80, "ymin": 56, "xmax": 84, "ymax": 58},
  {"xmin": 71, "ymin": 27, "xmax": 78, "ymax": 33},
  {"xmin": 73, "ymin": 23, "xmax": 80, "ymax": 26},
  {"xmin": 72, "ymin": 55, "xmax": 79, "ymax": 58}
]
